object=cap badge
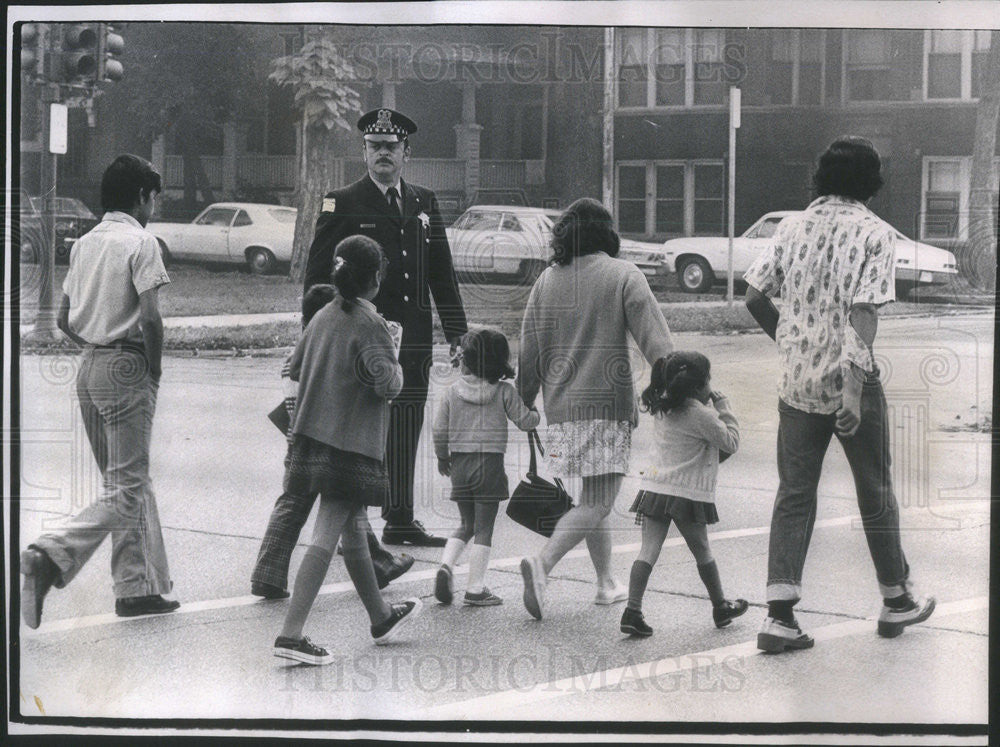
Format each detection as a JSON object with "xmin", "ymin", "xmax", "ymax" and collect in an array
[{"xmin": 376, "ymin": 109, "xmax": 393, "ymax": 130}]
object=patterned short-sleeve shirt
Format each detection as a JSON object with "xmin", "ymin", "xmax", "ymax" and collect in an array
[{"xmin": 743, "ymin": 195, "xmax": 896, "ymax": 414}]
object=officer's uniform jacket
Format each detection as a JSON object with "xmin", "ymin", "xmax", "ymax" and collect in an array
[{"xmin": 304, "ymin": 175, "xmax": 468, "ymax": 369}]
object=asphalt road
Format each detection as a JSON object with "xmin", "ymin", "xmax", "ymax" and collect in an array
[{"xmin": 12, "ymin": 314, "xmax": 992, "ymax": 739}]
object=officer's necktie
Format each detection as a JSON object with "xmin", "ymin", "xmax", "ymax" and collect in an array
[{"xmin": 386, "ymin": 186, "xmax": 401, "ymax": 216}]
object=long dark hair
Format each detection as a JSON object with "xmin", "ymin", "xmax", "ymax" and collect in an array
[
  {"xmin": 640, "ymin": 351, "xmax": 711, "ymax": 416},
  {"xmin": 813, "ymin": 136, "xmax": 884, "ymax": 202},
  {"xmin": 330, "ymin": 235, "xmax": 386, "ymax": 312},
  {"xmin": 460, "ymin": 327, "xmax": 515, "ymax": 384},
  {"xmin": 549, "ymin": 197, "xmax": 620, "ymax": 266}
]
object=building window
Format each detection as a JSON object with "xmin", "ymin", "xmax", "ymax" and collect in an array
[
  {"xmin": 616, "ymin": 28, "xmax": 731, "ymax": 109},
  {"xmin": 845, "ymin": 30, "xmax": 895, "ymax": 101},
  {"xmin": 924, "ymin": 30, "xmax": 992, "ymax": 100},
  {"xmin": 617, "ymin": 160, "xmax": 725, "ymax": 238},
  {"xmin": 767, "ymin": 30, "xmax": 826, "ymax": 106},
  {"xmin": 921, "ymin": 156, "xmax": 1000, "ymax": 240}
]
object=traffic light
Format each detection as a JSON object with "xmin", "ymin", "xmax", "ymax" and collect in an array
[
  {"xmin": 98, "ymin": 24, "xmax": 125, "ymax": 82},
  {"xmin": 18, "ymin": 22, "xmax": 43, "ymax": 81},
  {"xmin": 60, "ymin": 23, "xmax": 98, "ymax": 83}
]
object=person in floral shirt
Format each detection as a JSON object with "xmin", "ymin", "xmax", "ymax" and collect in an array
[{"xmin": 744, "ymin": 137, "xmax": 935, "ymax": 653}]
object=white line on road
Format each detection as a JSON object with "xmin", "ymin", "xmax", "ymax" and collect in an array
[
  {"xmin": 424, "ymin": 595, "xmax": 990, "ymax": 720},
  {"xmin": 22, "ymin": 515, "xmax": 857, "ymax": 636}
]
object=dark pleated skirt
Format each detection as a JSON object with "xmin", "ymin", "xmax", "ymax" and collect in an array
[
  {"xmin": 283, "ymin": 434, "xmax": 387, "ymax": 507},
  {"xmin": 630, "ymin": 489, "xmax": 720, "ymax": 526}
]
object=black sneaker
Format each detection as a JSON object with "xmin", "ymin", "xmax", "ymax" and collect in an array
[
  {"xmin": 713, "ymin": 598, "xmax": 749, "ymax": 628},
  {"xmin": 620, "ymin": 607, "xmax": 653, "ymax": 637},
  {"xmin": 463, "ymin": 588, "xmax": 502, "ymax": 606},
  {"xmin": 371, "ymin": 598, "xmax": 423, "ymax": 644},
  {"xmin": 878, "ymin": 594, "xmax": 936, "ymax": 638},
  {"xmin": 273, "ymin": 635, "xmax": 333, "ymax": 665},
  {"xmin": 434, "ymin": 566, "xmax": 453, "ymax": 605},
  {"xmin": 114, "ymin": 594, "xmax": 181, "ymax": 618},
  {"xmin": 252, "ymin": 582, "xmax": 290, "ymax": 600}
]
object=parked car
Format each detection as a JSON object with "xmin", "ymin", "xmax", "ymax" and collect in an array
[
  {"xmin": 447, "ymin": 205, "xmax": 670, "ymax": 284},
  {"xmin": 20, "ymin": 196, "xmax": 99, "ymax": 264},
  {"xmin": 661, "ymin": 210, "xmax": 959, "ymax": 295},
  {"xmin": 147, "ymin": 202, "xmax": 296, "ymax": 274}
]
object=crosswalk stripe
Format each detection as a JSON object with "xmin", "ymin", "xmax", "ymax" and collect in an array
[
  {"xmin": 22, "ymin": 515, "xmax": 856, "ymax": 636},
  {"xmin": 424, "ymin": 596, "xmax": 990, "ymax": 719}
]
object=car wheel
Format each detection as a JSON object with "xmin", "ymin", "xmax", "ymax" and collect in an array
[
  {"xmin": 157, "ymin": 239, "xmax": 172, "ymax": 268},
  {"xmin": 55, "ymin": 241, "xmax": 72, "ymax": 265},
  {"xmin": 677, "ymin": 257, "xmax": 714, "ymax": 293},
  {"xmin": 247, "ymin": 247, "xmax": 277, "ymax": 275}
]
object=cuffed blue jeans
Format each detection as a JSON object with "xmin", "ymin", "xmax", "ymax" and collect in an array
[
  {"xmin": 766, "ymin": 374, "xmax": 910, "ymax": 603},
  {"xmin": 32, "ymin": 347, "xmax": 172, "ymax": 598}
]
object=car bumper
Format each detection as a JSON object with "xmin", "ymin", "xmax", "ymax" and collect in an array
[{"xmin": 895, "ymin": 267, "xmax": 959, "ymax": 286}]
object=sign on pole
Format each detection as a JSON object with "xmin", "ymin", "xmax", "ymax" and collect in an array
[
  {"xmin": 49, "ymin": 102, "xmax": 68, "ymax": 154},
  {"xmin": 727, "ymin": 87, "xmax": 740, "ymax": 306}
]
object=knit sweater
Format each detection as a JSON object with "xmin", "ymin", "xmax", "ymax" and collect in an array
[
  {"xmin": 289, "ymin": 297, "xmax": 403, "ymax": 460},
  {"xmin": 637, "ymin": 396, "xmax": 740, "ymax": 503},
  {"xmin": 517, "ymin": 252, "xmax": 674, "ymax": 426},
  {"xmin": 433, "ymin": 374, "xmax": 540, "ymax": 458}
]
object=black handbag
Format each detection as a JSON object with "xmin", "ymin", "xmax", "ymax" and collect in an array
[
  {"xmin": 267, "ymin": 401, "xmax": 291, "ymax": 435},
  {"xmin": 506, "ymin": 429, "xmax": 574, "ymax": 538}
]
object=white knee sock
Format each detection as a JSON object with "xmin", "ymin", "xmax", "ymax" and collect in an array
[
  {"xmin": 466, "ymin": 543, "xmax": 492, "ymax": 594},
  {"xmin": 439, "ymin": 537, "xmax": 466, "ymax": 569}
]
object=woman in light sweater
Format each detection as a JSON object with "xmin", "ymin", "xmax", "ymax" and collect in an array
[
  {"xmin": 620, "ymin": 351, "xmax": 747, "ymax": 637},
  {"xmin": 517, "ymin": 198, "xmax": 674, "ymax": 620}
]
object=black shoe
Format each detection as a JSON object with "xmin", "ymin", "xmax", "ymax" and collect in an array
[
  {"xmin": 713, "ymin": 598, "xmax": 749, "ymax": 628},
  {"xmin": 371, "ymin": 598, "xmax": 423, "ymax": 644},
  {"xmin": 114, "ymin": 594, "xmax": 181, "ymax": 618},
  {"xmin": 273, "ymin": 635, "xmax": 333, "ymax": 665},
  {"xmin": 373, "ymin": 553, "xmax": 415, "ymax": 590},
  {"xmin": 252, "ymin": 582, "xmax": 290, "ymax": 600},
  {"xmin": 382, "ymin": 520, "xmax": 447, "ymax": 547},
  {"xmin": 21, "ymin": 548, "xmax": 59, "ymax": 630},
  {"xmin": 435, "ymin": 566, "xmax": 454, "ymax": 604},
  {"xmin": 620, "ymin": 607, "xmax": 653, "ymax": 637}
]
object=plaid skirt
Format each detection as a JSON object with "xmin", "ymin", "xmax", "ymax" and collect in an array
[
  {"xmin": 283, "ymin": 434, "xmax": 388, "ymax": 507},
  {"xmin": 630, "ymin": 490, "xmax": 719, "ymax": 526}
]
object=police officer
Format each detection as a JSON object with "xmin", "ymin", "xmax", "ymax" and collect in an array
[{"xmin": 305, "ymin": 108, "xmax": 468, "ymax": 547}]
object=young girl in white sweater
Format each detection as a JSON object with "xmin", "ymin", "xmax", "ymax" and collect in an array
[{"xmin": 621, "ymin": 351, "xmax": 747, "ymax": 637}]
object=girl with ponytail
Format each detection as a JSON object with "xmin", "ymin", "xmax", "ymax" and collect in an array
[{"xmin": 621, "ymin": 351, "xmax": 747, "ymax": 637}]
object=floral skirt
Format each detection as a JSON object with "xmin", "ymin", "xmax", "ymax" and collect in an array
[
  {"xmin": 544, "ymin": 419, "xmax": 632, "ymax": 478},
  {"xmin": 283, "ymin": 434, "xmax": 387, "ymax": 507},
  {"xmin": 630, "ymin": 490, "xmax": 719, "ymax": 526}
]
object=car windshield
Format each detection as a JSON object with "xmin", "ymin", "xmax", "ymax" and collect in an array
[
  {"xmin": 30, "ymin": 197, "xmax": 95, "ymax": 218},
  {"xmin": 268, "ymin": 208, "xmax": 297, "ymax": 223}
]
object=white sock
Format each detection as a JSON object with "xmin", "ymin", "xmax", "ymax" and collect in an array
[
  {"xmin": 466, "ymin": 543, "xmax": 492, "ymax": 594},
  {"xmin": 439, "ymin": 537, "xmax": 466, "ymax": 569}
]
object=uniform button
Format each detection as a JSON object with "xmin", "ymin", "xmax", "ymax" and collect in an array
[
  {"xmin": 404, "ymin": 272, "xmax": 409, "ymax": 279},
  {"xmin": 402, "ymin": 251, "xmax": 407, "ymax": 257},
  {"xmin": 404, "ymin": 295, "xmax": 410, "ymax": 302},
  {"xmin": 400, "ymin": 229, "xmax": 404, "ymax": 235}
]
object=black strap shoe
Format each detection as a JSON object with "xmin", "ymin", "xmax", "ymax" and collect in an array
[
  {"xmin": 115, "ymin": 594, "xmax": 181, "ymax": 618},
  {"xmin": 252, "ymin": 582, "xmax": 290, "ymax": 600},
  {"xmin": 382, "ymin": 520, "xmax": 447, "ymax": 547},
  {"xmin": 373, "ymin": 553, "xmax": 415, "ymax": 589}
]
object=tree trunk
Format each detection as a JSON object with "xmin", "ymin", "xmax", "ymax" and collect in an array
[
  {"xmin": 289, "ymin": 123, "xmax": 340, "ymax": 284},
  {"xmin": 967, "ymin": 30, "xmax": 1000, "ymax": 291}
]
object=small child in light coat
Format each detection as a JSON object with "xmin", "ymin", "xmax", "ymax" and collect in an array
[{"xmin": 432, "ymin": 328, "xmax": 540, "ymax": 606}]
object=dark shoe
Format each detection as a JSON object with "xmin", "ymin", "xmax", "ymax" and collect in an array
[
  {"xmin": 373, "ymin": 552, "xmax": 415, "ymax": 590},
  {"xmin": 878, "ymin": 594, "xmax": 936, "ymax": 638},
  {"xmin": 463, "ymin": 588, "xmax": 502, "ymax": 606},
  {"xmin": 620, "ymin": 607, "xmax": 653, "ymax": 637},
  {"xmin": 434, "ymin": 566, "xmax": 454, "ymax": 605},
  {"xmin": 252, "ymin": 582, "xmax": 290, "ymax": 600},
  {"xmin": 713, "ymin": 598, "xmax": 749, "ymax": 628},
  {"xmin": 114, "ymin": 594, "xmax": 181, "ymax": 618},
  {"xmin": 21, "ymin": 548, "xmax": 58, "ymax": 630},
  {"xmin": 273, "ymin": 635, "xmax": 333, "ymax": 665},
  {"xmin": 757, "ymin": 615, "xmax": 814, "ymax": 652},
  {"xmin": 372, "ymin": 598, "xmax": 423, "ymax": 644},
  {"xmin": 382, "ymin": 520, "xmax": 447, "ymax": 547}
]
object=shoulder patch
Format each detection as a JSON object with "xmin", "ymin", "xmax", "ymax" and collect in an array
[{"xmin": 322, "ymin": 197, "xmax": 337, "ymax": 213}]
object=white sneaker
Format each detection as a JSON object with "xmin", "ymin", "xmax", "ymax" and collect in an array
[
  {"xmin": 520, "ymin": 556, "xmax": 546, "ymax": 620},
  {"xmin": 594, "ymin": 581, "xmax": 628, "ymax": 605},
  {"xmin": 878, "ymin": 594, "xmax": 936, "ymax": 638},
  {"xmin": 757, "ymin": 616, "xmax": 815, "ymax": 653}
]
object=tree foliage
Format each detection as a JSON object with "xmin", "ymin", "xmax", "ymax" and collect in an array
[{"xmin": 269, "ymin": 34, "xmax": 364, "ymax": 282}]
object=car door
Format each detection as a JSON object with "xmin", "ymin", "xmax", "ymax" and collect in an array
[
  {"xmin": 227, "ymin": 208, "xmax": 255, "ymax": 262},
  {"xmin": 183, "ymin": 206, "xmax": 237, "ymax": 260},
  {"xmin": 450, "ymin": 209, "xmax": 501, "ymax": 272}
]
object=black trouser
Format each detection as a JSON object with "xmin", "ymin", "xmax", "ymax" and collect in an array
[{"xmin": 382, "ymin": 352, "xmax": 432, "ymax": 529}]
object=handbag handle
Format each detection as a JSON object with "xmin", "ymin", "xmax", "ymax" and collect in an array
[{"xmin": 527, "ymin": 429, "xmax": 545, "ymax": 476}]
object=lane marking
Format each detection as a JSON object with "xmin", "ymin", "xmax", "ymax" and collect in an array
[
  {"xmin": 22, "ymin": 514, "xmax": 853, "ymax": 636},
  {"xmin": 425, "ymin": 596, "xmax": 990, "ymax": 720}
]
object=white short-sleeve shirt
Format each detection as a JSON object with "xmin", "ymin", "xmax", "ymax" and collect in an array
[
  {"xmin": 62, "ymin": 211, "xmax": 171, "ymax": 345},
  {"xmin": 743, "ymin": 195, "xmax": 896, "ymax": 414}
]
